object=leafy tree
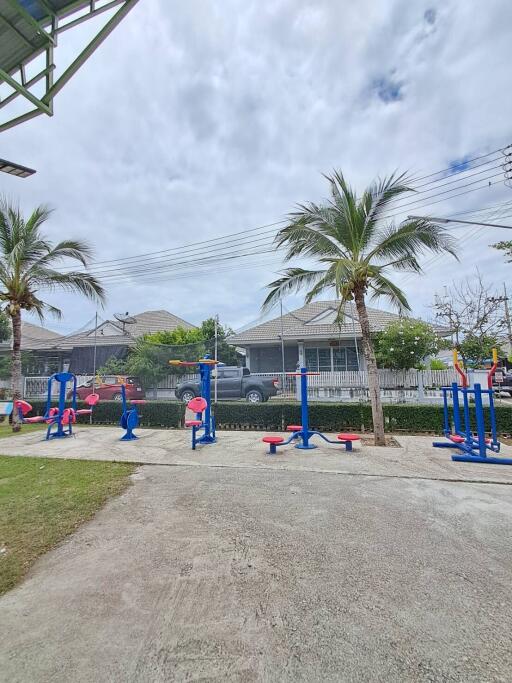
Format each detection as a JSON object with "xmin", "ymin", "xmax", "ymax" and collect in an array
[
  {"xmin": 0, "ymin": 199, "xmax": 104, "ymax": 430},
  {"xmin": 199, "ymin": 318, "xmax": 239, "ymax": 365},
  {"xmin": 374, "ymin": 319, "xmax": 440, "ymax": 370},
  {"xmin": 492, "ymin": 240, "xmax": 512, "ymax": 262},
  {"xmin": 429, "ymin": 358, "xmax": 447, "ymax": 370},
  {"xmin": 263, "ymin": 171, "xmax": 456, "ymax": 445},
  {"xmin": 0, "ymin": 311, "xmax": 10, "ymax": 342},
  {"xmin": 96, "ymin": 356, "xmax": 128, "ymax": 376},
  {"xmin": 459, "ymin": 334, "xmax": 501, "ymax": 368},
  {"xmin": 124, "ymin": 338, "xmax": 168, "ymax": 397}
]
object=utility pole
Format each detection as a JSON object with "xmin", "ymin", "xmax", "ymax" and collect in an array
[
  {"xmin": 280, "ymin": 300, "xmax": 286, "ymax": 394},
  {"xmin": 503, "ymin": 283, "xmax": 512, "ymax": 363},
  {"xmin": 91, "ymin": 311, "xmax": 98, "ymax": 425},
  {"xmin": 214, "ymin": 313, "xmax": 219, "ymax": 403}
]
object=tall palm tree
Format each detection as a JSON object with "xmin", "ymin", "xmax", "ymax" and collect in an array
[
  {"xmin": 0, "ymin": 199, "xmax": 105, "ymax": 430},
  {"xmin": 263, "ymin": 171, "xmax": 456, "ymax": 445}
]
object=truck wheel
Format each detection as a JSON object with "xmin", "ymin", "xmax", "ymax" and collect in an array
[
  {"xmin": 181, "ymin": 390, "xmax": 197, "ymax": 403},
  {"xmin": 246, "ymin": 389, "xmax": 263, "ymax": 403}
]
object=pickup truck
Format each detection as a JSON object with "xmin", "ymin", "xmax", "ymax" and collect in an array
[
  {"xmin": 493, "ymin": 370, "xmax": 512, "ymax": 397},
  {"xmin": 175, "ymin": 366, "xmax": 279, "ymax": 403}
]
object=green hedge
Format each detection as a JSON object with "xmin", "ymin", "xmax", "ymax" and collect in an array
[
  {"xmin": 25, "ymin": 400, "xmax": 183, "ymax": 429},
  {"xmin": 21, "ymin": 400, "xmax": 512, "ymax": 435}
]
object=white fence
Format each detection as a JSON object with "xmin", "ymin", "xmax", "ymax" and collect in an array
[{"xmin": 22, "ymin": 369, "xmax": 459, "ymax": 403}]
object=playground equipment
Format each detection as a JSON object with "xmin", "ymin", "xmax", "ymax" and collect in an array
[
  {"xmin": 119, "ymin": 383, "xmax": 146, "ymax": 441},
  {"xmin": 169, "ymin": 355, "xmax": 218, "ymax": 449},
  {"xmin": 15, "ymin": 372, "xmax": 99, "ymax": 440},
  {"xmin": 433, "ymin": 349, "xmax": 512, "ymax": 465},
  {"xmin": 262, "ymin": 367, "xmax": 359, "ymax": 454}
]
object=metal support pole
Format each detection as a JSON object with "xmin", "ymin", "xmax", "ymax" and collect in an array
[
  {"xmin": 462, "ymin": 386, "xmax": 472, "ymax": 447},
  {"xmin": 442, "ymin": 387, "xmax": 450, "ymax": 435},
  {"xmin": 214, "ymin": 314, "xmax": 218, "ymax": 404},
  {"xmin": 452, "ymin": 382, "xmax": 462, "ymax": 435},
  {"xmin": 280, "ymin": 300, "xmax": 286, "ymax": 395},
  {"xmin": 473, "ymin": 384, "xmax": 487, "ymax": 459},
  {"xmin": 91, "ymin": 311, "xmax": 98, "ymax": 424}
]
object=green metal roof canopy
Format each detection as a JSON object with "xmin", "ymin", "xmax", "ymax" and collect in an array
[{"xmin": 0, "ymin": 0, "xmax": 140, "ymax": 133}]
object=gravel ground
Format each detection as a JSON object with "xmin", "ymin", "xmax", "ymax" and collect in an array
[{"xmin": 1, "ymin": 464, "xmax": 511, "ymax": 682}]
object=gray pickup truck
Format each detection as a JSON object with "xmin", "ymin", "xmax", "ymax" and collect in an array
[{"xmin": 175, "ymin": 366, "xmax": 279, "ymax": 403}]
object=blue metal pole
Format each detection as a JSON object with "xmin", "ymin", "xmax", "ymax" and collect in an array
[
  {"xmin": 462, "ymin": 386, "xmax": 472, "ymax": 447},
  {"xmin": 473, "ymin": 383, "xmax": 487, "ymax": 459},
  {"xmin": 452, "ymin": 382, "xmax": 462, "ymax": 435},
  {"xmin": 56, "ymin": 375, "xmax": 66, "ymax": 437},
  {"xmin": 442, "ymin": 387, "xmax": 449, "ymax": 435},
  {"xmin": 488, "ymin": 388, "xmax": 499, "ymax": 449}
]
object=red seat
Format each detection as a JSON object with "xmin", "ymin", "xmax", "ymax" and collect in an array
[
  {"xmin": 449, "ymin": 434, "xmax": 465, "ymax": 443},
  {"xmin": 15, "ymin": 400, "xmax": 33, "ymax": 416},
  {"xmin": 185, "ymin": 420, "xmax": 202, "ymax": 427},
  {"xmin": 262, "ymin": 435, "xmax": 284, "ymax": 455},
  {"xmin": 262, "ymin": 436, "xmax": 284, "ymax": 444},
  {"xmin": 286, "ymin": 425, "xmax": 302, "ymax": 432},
  {"xmin": 84, "ymin": 393, "xmax": 100, "ymax": 406},
  {"xmin": 337, "ymin": 433, "xmax": 360, "ymax": 441},
  {"xmin": 187, "ymin": 397, "xmax": 207, "ymax": 413}
]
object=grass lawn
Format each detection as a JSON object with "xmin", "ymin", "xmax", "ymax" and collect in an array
[
  {"xmin": 0, "ymin": 455, "xmax": 135, "ymax": 595},
  {"xmin": 0, "ymin": 422, "xmax": 45, "ymax": 439}
]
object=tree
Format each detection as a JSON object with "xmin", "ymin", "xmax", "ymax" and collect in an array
[
  {"xmin": 263, "ymin": 171, "xmax": 456, "ymax": 445},
  {"xmin": 492, "ymin": 240, "xmax": 512, "ymax": 263},
  {"xmin": 199, "ymin": 318, "xmax": 239, "ymax": 365},
  {"xmin": 96, "ymin": 355, "xmax": 128, "ymax": 376},
  {"xmin": 125, "ymin": 338, "xmax": 168, "ymax": 397},
  {"xmin": 0, "ymin": 200, "xmax": 105, "ymax": 430},
  {"xmin": 0, "ymin": 311, "xmax": 11, "ymax": 343},
  {"xmin": 374, "ymin": 319, "xmax": 440, "ymax": 370},
  {"xmin": 432, "ymin": 273, "xmax": 506, "ymax": 368},
  {"xmin": 458, "ymin": 334, "xmax": 501, "ymax": 368}
]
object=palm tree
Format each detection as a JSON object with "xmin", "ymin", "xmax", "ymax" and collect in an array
[
  {"xmin": 0, "ymin": 199, "xmax": 105, "ymax": 430},
  {"xmin": 263, "ymin": 171, "xmax": 456, "ymax": 445}
]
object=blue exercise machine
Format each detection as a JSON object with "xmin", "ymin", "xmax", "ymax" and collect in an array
[
  {"xmin": 262, "ymin": 368, "xmax": 359, "ymax": 454},
  {"xmin": 433, "ymin": 349, "xmax": 511, "ymax": 465},
  {"xmin": 119, "ymin": 384, "xmax": 146, "ymax": 441},
  {"xmin": 169, "ymin": 354, "xmax": 218, "ymax": 449},
  {"xmin": 15, "ymin": 372, "xmax": 98, "ymax": 440}
]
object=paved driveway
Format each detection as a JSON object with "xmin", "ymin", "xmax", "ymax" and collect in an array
[{"xmin": 1, "ymin": 458, "xmax": 511, "ymax": 682}]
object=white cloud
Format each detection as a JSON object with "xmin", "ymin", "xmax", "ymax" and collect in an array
[{"xmin": 0, "ymin": 0, "xmax": 511, "ymax": 333}]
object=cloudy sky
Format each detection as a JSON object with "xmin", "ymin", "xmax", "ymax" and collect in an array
[{"xmin": 1, "ymin": 0, "xmax": 511, "ymax": 335}]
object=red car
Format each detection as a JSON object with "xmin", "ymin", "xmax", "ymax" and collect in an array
[{"xmin": 73, "ymin": 376, "xmax": 145, "ymax": 402}]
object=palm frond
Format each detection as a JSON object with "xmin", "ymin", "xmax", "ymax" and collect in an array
[
  {"xmin": 368, "ymin": 272, "xmax": 411, "ymax": 312},
  {"xmin": 366, "ymin": 218, "xmax": 458, "ymax": 263},
  {"xmin": 262, "ymin": 268, "xmax": 327, "ymax": 312}
]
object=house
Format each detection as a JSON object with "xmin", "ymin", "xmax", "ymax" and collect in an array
[
  {"xmin": 227, "ymin": 300, "xmax": 407, "ymax": 373},
  {"xmin": 13, "ymin": 310, "xmax": 196, "ymax": 375}
]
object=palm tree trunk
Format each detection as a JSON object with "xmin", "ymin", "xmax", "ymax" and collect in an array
[
  {"xmin": 11, "ymin": 309, "xmax": 22, "ymax": 432},
  {"xmin": 353, "ymin": 287, "xmax": 386, "ymax": 445}
]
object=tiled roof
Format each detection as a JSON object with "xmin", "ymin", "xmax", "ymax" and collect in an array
[
  {"xmin": 21, "ymin": 321, "xmax": 60, "ymax": 343},
  {"xmin": 227, "ymin": 300, "xmax": 403, "ymax": 345},
  {"xmin": 21, "ymin": 310, "xmax": 196, "ymax": 352}
]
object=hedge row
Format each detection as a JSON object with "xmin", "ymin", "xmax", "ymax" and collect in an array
[{"xmin": 22, "ymin": 400, "xmax": 512, "ymax": 435}]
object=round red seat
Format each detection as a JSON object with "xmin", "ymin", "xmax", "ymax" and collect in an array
[
  {"xmin": 449, "ymin": 434, "xmax": 465, "ymax": 443},
  {"xmin": 185, "ymin": 420, "xmax": 202, "ymax": 427},
  {"xmin": 262, "ymin": 436, "xmax": 284, "ymax": 444},
  {"xmin": 337, "ymin": 433, "xmax": 360, "ymax": 441},
  {"xmin": 286, "ymin": 425, "xmax": 302, "ymax": 432}
]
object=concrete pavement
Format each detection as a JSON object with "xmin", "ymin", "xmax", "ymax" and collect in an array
[
  {"xmin": 1, "ymin": 464, "xmax": 511, "ymax": 682},
  {"xmin": 0, "ymin": 427, "xmax": 512, "ymax": 484}
]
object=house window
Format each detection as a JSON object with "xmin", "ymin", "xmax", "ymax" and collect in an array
[{"xmin": 306, "ymin": 346, "xmax": 360, "ymax": 372}]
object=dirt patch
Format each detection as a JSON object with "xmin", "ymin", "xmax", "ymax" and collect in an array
[{"xmin": 361, "ymin": 436, "xmax": 401, "ymax": 447}]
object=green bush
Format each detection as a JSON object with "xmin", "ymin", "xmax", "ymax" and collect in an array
[{"xmin": 20, "ymin": 399, "xmax": 512, "ymax": 435}]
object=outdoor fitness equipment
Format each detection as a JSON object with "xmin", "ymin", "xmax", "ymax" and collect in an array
[
  {"xmin": 262, "ymin": 367, "xmax": 360, "ymax": 454},
  {"xmin": 119, "ymin": 383, "xmax": 146, "ymax": 441},
  {"xmin": 15, "ymin": 372, "xmax": 99, "ymax": 440},
  {"xmin": 433, "ymin": 349, "xmax": 512, "ymax": 465},
  {"xmin": 169, "ymin": 355, "xmax": 218, "ymax": 449}
]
